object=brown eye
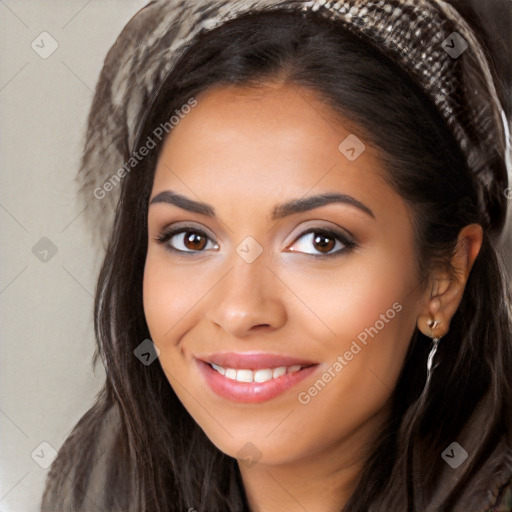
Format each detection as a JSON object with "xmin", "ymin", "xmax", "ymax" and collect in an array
[
  {"xmin": 155, "ymin": 227, "xmax": 219, "ymax": 254},
  {"xmin": 183, "ymin": 231, "xmax": 207, "ymax": 251},
  {"xmin": 287, "ymin": 228, "xmax": 355, "ymax": 258},
  {"xmin": 312, "ymin": 233, "xmax": 336, "ymax": 253}
]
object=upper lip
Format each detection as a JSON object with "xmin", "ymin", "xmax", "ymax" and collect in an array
[{"xmin": 197, "ymin": 352, "xmax": 318, "ymax": 370}]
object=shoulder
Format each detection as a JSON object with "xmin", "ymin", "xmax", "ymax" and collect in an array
[{"xmin": 39, "ymin": 389, "xmax": 128, "ymax": 512}]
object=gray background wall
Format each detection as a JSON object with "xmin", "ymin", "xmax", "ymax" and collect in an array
[
  {"xmin": 0, "ymin": 2, "xmax": 147, "ymax": 511},
  {"xmin": 0, "ymin": 1, "xmax": 510, "ymax": 512}
]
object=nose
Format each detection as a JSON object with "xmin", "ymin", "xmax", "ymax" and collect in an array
[{"xmin": 206, "ymin": 252, "xmax": 287, "ymax": 338}]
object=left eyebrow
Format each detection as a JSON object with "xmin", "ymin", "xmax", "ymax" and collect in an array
[
  {"xmin": 271, "ymin": 192, "xmax": 375, "ymax": 220},
  {"xmin": 149, "ymin": 190, "xmax": 375, "ymax": 220}
]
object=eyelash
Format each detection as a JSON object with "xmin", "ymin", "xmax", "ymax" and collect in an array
[{"xmin": 154, "ymin": 225, "xmax": 356, "ymax": 258}]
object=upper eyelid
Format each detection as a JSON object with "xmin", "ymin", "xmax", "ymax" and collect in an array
[
  {"xmin": 158, "ymin": 222, "xmax": 216, "ymax": 239},
  {"xmin": 157, "ymin": 218, "xmax": 355, "ymax": 239},
  {"xmin": 286, "ymin": 222, "xmax": 355, "ymax": 246}
]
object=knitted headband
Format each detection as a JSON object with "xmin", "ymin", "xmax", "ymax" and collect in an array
[{"xmin": 79, "ymin": 0, "xmax": 511, "ymax": 249}]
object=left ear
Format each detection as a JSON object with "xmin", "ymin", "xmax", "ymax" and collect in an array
[{"xmin": 417, "ymin": 224, "xmax": 483, "ymax": 338}]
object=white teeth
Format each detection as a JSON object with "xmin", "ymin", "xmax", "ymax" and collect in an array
[
  {"xmin": 236, "ymin": 369, "xmax": 253, "ymax": 383},
  {"xmin": 211, "ymin": 363, "xmax": 225, "ymax": 375},
  {"xmin": 272, "ymin": 366, "xmax": 287, "ymax": 379},
  {"xmin": 210, "ymin": 363, "xmax": 305, "ymax": 382},
  {"xmin": 225, "ymin": 368, "xmax": 237, "ymax": 380},
  {"xmin": 254, "ymin": 369, "xmax": 273, "ymax": 383}
]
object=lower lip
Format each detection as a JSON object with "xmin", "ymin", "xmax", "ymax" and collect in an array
[{"xmin": 196, "ymin": 359, "xmax": 318, "ymax": 403}]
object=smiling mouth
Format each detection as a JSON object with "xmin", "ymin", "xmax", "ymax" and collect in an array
[
  {"xmin": 195, "ymin": 357, "xmax": 320, "ymax": 403},
  {"xmin": 207, "ymin": 362, "xmax": 315, "ymax": 383}
]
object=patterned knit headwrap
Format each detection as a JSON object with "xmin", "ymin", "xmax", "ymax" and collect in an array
[{"xmin": 78, "ymin": 0, "xmax": 511, "ymax": 249}]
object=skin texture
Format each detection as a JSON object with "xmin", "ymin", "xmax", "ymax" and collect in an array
[{"xmin": 143, "ymin": 83, "xmax": 483, "ymax": 512}]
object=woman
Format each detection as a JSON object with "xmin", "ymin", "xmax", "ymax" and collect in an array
[{"xmin": 40, "ymin": 0, "xmax": 512, "ymax": 510}]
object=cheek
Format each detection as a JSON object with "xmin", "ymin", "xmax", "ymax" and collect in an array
[
  {"xmin": 142, "ymin": 253, "xmax": 204, "ymax": 408},
  {"xmin": 285, "ymin": 243, "xmax": 418, "ymax": 351},
  {"xmin": 142, "ymin": 252, "xmax": 205, "ymax": 344},
  {"xmin": 286, "ymin": 244, "xmax": 419, "ymax": 406},
  {"xmin": 278, "ymin": 259, "xmax": 419, "ymax": 457},
  {"xmin": 143, "ymin": 256, "xmax": 172, "ymax": 341}
]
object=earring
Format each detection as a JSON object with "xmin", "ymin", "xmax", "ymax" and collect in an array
[
  {"xmin": 425, "ymin": 319, "xmax": 442, "ymax": 383},
  {"xmin": 427, "ymin": 319, "xmax": 440, "ymax": 331}
]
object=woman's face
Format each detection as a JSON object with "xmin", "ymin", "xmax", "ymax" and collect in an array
[{"xmin": 143, "ymin": 83, "xmax": 426, "ymax": 467}]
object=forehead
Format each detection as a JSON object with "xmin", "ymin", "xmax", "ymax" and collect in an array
[{"xmin": 151, "ymin": 83, "xmax": 394, "ymax": 215}]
